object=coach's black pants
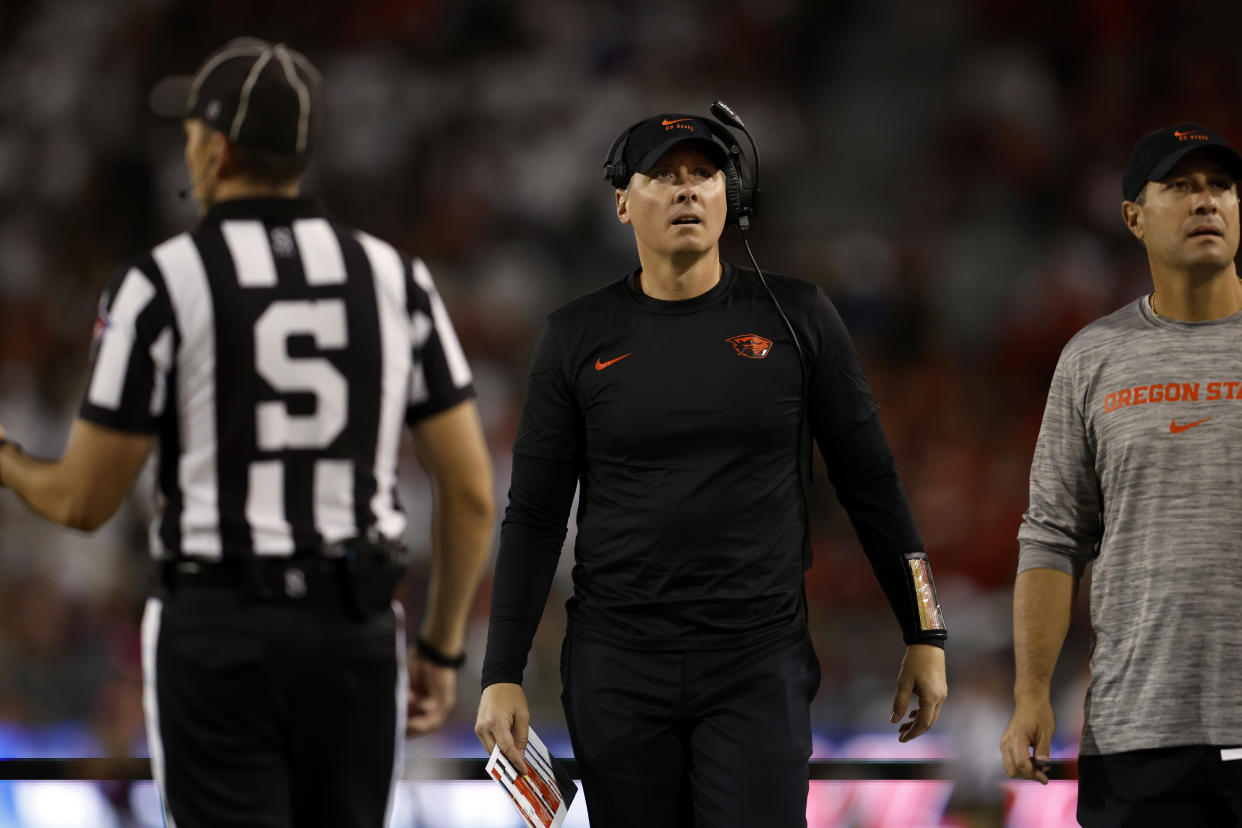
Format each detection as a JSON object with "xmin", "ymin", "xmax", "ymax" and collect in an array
[
  {"xmin": 1078, "ymin": 745, "xmax": 1242, "ymax": 827},
  {"xmin": 560, "ymin": 625, "xmax": 820, "ymax": 828},
  {"xmin": 141, "ymin": 591, "xmax": 405, "ymax": 828}
]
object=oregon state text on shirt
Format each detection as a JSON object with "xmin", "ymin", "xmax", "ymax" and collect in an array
[{"xmin": 1103, "ymin": 380, "xmax": 1242, "ymax": 412}]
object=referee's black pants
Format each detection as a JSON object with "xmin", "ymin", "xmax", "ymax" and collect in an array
[
  {"xmin": 560, "ymin": 625, "xmax": 820, "ymax": 828},
  {"xmin": 141, "ymin": 590, "xmax": 406, "ymax": 828}
]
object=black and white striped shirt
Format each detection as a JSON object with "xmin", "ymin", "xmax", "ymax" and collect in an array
[{"xmin": 80, "ymin": 197, "xmax": 474, "ymax": 560}]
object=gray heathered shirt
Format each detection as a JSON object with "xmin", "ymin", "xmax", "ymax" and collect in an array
[{"xmin": 1018, "ymin": 295, "xmax": 1242, "ymax": 755}]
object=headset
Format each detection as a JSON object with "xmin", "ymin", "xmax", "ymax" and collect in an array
[{"xmin": 603, "ymin": 101, "xmax": 814, "ymax": 568}]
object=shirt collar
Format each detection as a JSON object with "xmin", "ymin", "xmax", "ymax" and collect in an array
[{"xmin": 201, "ymin": 196, "xmax": 322, "ymax": 223}]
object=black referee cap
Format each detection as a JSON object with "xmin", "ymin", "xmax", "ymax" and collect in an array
[
  {"xmin": 1122, "ymin": 122, "xmax": 1242, "ymax": 202},
  {"xmin": 149, "ymin": 37, "xmax": 321, "ymax": 156}
]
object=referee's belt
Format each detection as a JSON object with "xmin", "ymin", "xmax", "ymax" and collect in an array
[{"xmin": 151, "ymin": 537, "xmax": 409, "ymax": 614}]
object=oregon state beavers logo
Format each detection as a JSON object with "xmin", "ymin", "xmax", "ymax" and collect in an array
[{"xmin": 727, "ymin": 334, "xmax": 773, "ymax": 359}]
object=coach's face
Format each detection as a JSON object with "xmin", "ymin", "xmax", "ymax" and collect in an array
[
  {"xmin": 1124, "ymin": 153, "xmax": 1241, "ymax": 273},
  {"xmin": 183, "ymin": 118, "xmax": 225, "ymax": 215},
  {"xmin": 616, "ymin": 146, "xmax": 728, "ymax": 259}
]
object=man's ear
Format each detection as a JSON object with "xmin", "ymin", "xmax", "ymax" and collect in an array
[
  {"xmin": 210, "ymin": 131, "xmax": 237, "ymax": 180},
  {"xmin": 616, "ymin": 188, "xmax": 631, "ymax": 225},
  {"xmin": 1121, "ymin": 197, "xmax": 1144, "ymax": 243}
]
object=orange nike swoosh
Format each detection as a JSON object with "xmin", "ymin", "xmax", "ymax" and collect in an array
[
  {"xmin": 1170, "ymin": 416, "xmax": 1212, "ymax": 434},
  {"xmin": 595, "ymin": 353, "xmax": 631, "ymax": 371},
  {"xmin": 661, "ymin": 118, "xmax": 692, "ymax": 126}
]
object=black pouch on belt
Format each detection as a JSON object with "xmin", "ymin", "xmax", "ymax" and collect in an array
[{"xmin": 328, "ymin": 534, "xmax": 411, "ymax": 622}]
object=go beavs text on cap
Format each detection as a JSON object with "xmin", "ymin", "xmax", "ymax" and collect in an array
[{"xmin": 1121, "ymin": 121, "xmax": 1242, "ymax": 202}]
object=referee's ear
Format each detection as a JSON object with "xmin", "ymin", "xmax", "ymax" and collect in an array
[{"xmin": 213, "ymin": 134, "xmax": 240, "ymax": 182}]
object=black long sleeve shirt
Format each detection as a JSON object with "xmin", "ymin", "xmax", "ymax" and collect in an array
[{"xmin": 482, "ymin": 264, "xmax": 943, "ymax": 688}]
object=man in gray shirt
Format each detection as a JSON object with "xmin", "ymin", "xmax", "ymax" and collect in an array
[{"xmin": 1001, "ymin": 123, "xmax": 1242, "ymax": 826}]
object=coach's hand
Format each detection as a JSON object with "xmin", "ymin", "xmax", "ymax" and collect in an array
[
  {"xmin": 476, "ymin": 682, "xmax": 530, "ymax": 775},
  {"xmin": 406, "ymin": 653, "xmax": 456, "ymax": 736},
  {"xmin": 891, "ymin": 643, "xmax": 947, "ymax": 743},
  {"xmin": 1000, "ymin": 696, "xmax": 1055, "ymax": 784}
]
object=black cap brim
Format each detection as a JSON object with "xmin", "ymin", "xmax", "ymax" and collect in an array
[
  {"xmin": 1147, "ymin": 144, "xmax": 1242, "ymax": 188},
  {"xmin": 149, "ymin": 76, "xmax": 194, "ymax": 119},
  {"xmin": 633, "ymin": 136, "xmax": 728, "ymax": 176}
]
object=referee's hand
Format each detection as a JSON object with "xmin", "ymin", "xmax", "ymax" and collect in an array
[
  {"xmin": 406, "ymin": 653, "xmax": 456, "ymax": 736},
  {"xmin": 476, "ymin": 682, "xmax": 530, "ymax": 775}
]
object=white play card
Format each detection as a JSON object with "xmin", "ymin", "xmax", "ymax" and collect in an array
[{"xmin": 486, "ymin": 727, "xmax": 578, "ymax": 828}]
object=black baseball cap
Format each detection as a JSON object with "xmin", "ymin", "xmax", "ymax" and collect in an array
[
  {"xmin": 1122, "ymin": 122, "xmax": 1242, "ymax": 201},
  {"xmin": 149, "ymin": 37, "xmax": 321, "ymax": 156},
  {"xmin": 616, "ymin": 114, "xmax": 729, "ymax": 183}
]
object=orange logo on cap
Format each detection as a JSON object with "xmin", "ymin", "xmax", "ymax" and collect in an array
[
  {"xmin": 661, "ymin": 118, "xmax": 692, "ymax": 126},
  {"xmin": 1174, "ymin": 130, "xmax": 1209, "ymax": 141}
]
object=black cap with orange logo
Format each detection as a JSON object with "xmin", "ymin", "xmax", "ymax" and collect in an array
[
  {"xmin": 614, "ymin": 114, "xmax": 729, "ymax": 184},
  {"xmin": 1122, "ymin": 122, "xmax": 1242, "ymax": 201}
]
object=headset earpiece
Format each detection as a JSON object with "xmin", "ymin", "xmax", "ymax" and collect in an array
[
  {"xmin": 603, "ymin": 120, "xmax": 644, "ymax": 189},
  {"xmin": 702, "ymin": 122, "xmax": 755, "ymax": 226},
  {"xmin": 603, "ymin": 160, "xmax": 628, "ymax": 189},
  {"xmin": 720, "ymin": 157, "xmax": 745, "ymax": 224}
]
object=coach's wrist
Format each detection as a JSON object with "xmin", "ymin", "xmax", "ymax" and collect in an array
[{"xmin": 1013, "ymin": 682, "xmax": 1052, "ymax": 705}]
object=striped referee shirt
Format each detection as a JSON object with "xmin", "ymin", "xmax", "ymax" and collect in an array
[{"xmin": 79, "ymin": 197, "xmax": 475, "ymax": 560}]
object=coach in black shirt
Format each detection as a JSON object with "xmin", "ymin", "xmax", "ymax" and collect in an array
[
  {"xmin": 475, "ymin": 112, "xmax": 948, "ymax": 827},
  {"xmin": 0, "ymin": 39, "xmax": 494, "ymax": 826}
]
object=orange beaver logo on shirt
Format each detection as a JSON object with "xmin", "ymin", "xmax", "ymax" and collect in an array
[{"xmin": 727, "ymin": 334, "xmax": 773, "ymax": 359}]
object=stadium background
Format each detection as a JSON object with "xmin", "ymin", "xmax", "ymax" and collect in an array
[{"xmin": 1, "ymin": 0, "xmax": 1241, "ymax": 825}]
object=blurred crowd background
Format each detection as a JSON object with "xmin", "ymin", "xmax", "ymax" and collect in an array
[{"xmin": 3, "ymin": 0, "xmax": 1242, "ymax": 825}]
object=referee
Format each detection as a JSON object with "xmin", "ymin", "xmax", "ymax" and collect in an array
[{"xmin": 0, "ymin": 38, "xmax": 494, "ymax": 827}]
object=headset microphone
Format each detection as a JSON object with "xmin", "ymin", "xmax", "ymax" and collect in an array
[{"xmin": 180, "ymin": 155, "xmax": 214, "ymax": 201}]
